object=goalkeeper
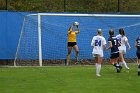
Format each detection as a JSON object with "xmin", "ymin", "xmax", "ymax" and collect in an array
[{"xmin": 66, "ymin": 22, "xmax": 80, "ymax": 65}]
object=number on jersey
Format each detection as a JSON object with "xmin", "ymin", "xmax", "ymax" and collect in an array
[
  {"xmin": 114, "ymin": 40, "xmax": 117, "ymax": 45},
  {"xmin": 95, "ymin": 40, "xmax": 101, "ymax": 46}
]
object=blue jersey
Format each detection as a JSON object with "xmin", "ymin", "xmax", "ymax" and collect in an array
[
  {"xmin": 136, "ymin": 36, "xmax": 140, "ymax": 52},
  {"xmin": 108, "ymin": 36, "xmax": 119, "ymax": 54}
]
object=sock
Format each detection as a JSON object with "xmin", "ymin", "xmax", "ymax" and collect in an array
[
  {"xmin": 138, "ymin": 65, "xmax": 140, "ymax": 76},
  {"xmin": 75, "ymin": 56, "xmax": 78, "ymax": 62},
  {"xmin": 96, "ymin": 63, "xmax": 99, "ymax": 75},
  {"xmin": 98, "ymin": 63, "xmax": 101, "ymax": 75},
  {"xmin": 96, "ymin": 63, "xmax": 101, "ymax": 75},
  {"xmin": 122, "ymin": 61, "xmax": 129, "ymax": 69},
  {"xmin": 119, "ymin": 62, "xmax": 123, "ymax": 66}
]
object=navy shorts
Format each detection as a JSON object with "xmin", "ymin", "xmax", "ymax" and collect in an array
[
  {"xmin": 67, "ymin": 42, "xmax": 77, "ymax": 47},
  {"xmin": 110, "ymin": 52, "xmax": 119, "ymax": 59}
]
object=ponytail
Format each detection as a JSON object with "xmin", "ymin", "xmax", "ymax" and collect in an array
[{"xmin": 119, "ymin": 28, "xmax": 125, "ymax": 36}]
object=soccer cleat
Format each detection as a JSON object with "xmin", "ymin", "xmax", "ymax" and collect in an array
[
  {"xmin": 126, "ymin": 67, "xmax": 129, "ymax": 72},
  {"xmin": 96, "ymin": 74, "xmax": 101, "ymax": 77},
  {"xmin": 116, "ymin": 68, "xmax": 120, "ymax": 73}
]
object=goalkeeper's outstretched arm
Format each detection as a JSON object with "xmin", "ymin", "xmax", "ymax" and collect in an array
[
  {"xmin": 68, "ymin": 26, "xmax": 73, "ymax": 33},
  {"xmin": 75, "ymin": 26, "xmax": 80, "ymax": 34}
]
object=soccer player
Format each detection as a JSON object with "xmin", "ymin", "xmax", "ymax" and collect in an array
[
  {"xmin": 107, "ymin": 29, "xmax": 121, "ymax": 73},
  {"xmin": 91, "ymin": 29, "xmax": 106, "ymax": 76},
  {"xmin": 66, "ymin": 22, "xmax": 80, "ymax": 65},
  {"xmin": 116, "ymin": 28, "xmax": 131, "ymax": 71},
  {"xmin": 135, "ymin": 35, "xmax": 140, "ymax": 76}
]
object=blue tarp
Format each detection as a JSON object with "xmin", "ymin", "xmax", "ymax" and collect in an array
[{"xmin": 0, "ymin": 11, "xmax": 139, "ymax": 59}]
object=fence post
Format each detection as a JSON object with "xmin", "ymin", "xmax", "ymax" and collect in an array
[
  {"xmin": 5, "ymin": 0, "xmax": 7, "ymax": 10},
  {"xmin": 64, "ymin": 0, "xmax": 66, "ymax": 12},
  {"xmin": 118, "ymin": 0, "xmax": 120, "ymax": 12}
]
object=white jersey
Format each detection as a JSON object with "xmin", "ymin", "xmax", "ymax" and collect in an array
[
  {"xmin": 91, "ymin": 35, "xmax": 106, "ymax": 57},
  {"xmin": 116, "ymin": 34, "xmax": 128, "ymax": 53}
]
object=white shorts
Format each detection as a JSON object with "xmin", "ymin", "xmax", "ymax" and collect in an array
[
  {"xmin": 92, "ymin": 49, "xmax": 103, "ymax": 57},
  {"xmin": 92, "ymin": 53, "xmax": 103, "ymax": 58},
  {"xmin": 118, "ymin": 46, "xmax": 126, "ymax": 54}
]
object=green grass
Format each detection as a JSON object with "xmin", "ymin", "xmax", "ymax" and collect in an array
[{"xmin": 0, "ymin": 65, "xmax": 140, "ymax": 93}]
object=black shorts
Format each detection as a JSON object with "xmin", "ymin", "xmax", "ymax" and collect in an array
[
  {"xmin": 136, "ymin": 51, "xmax": 140, "ymax": 59},
  {"xmin": 67, "ymin": 42, "xmax": 77, "ymax": 47},
  {"xmin": 110, "ymin": 52, "xmax": 119, "ymax": 59}
]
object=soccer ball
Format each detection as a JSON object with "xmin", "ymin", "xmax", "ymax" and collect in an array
[{"xmin": 73, "ymin": 22, "xmax": 79, "ymax": 26}]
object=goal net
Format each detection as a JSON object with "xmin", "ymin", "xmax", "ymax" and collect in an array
[{"xmin": 14, "ymin": 13, "xmax": 140, "ymax": 66}]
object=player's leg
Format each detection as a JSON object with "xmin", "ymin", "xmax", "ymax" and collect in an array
[
  {"xmin": 110, "ymin": 58, "xmax": 120, "ymax": 72},
  {"xmin": 110, "ymin": 53, "xmax": 120, "ymax": 73},
  {"xmin": 67, "ymin": 46, "xmax": 72, "ymax": 65},
  {"xmin": 94, "ymin": 55, "xmax": 99, "ymax": 76},
  {"xmin": 97, "ymin": 55, "xmax": 102, "ymax": 76},
  {"xmin": 119, "ymin": 52, "xmax": 129, "ymax": 71},
  {"xmin": 137, "ymin": 51, "xmax": 140, "ymax": 65},
  {"xmin": 123, "ymin": 53, "xmax": 129, "ymax": 70},
  {"xmin": 114, "ymin": 58, "xmax": 121, "ymax": 73},
  {"xmin": 118, "ymin": 47, "xmax": 123, "ymax": 66},
  {"xmin": 138, "ymin": 58, "xmax": 140, "ymax": 76},
  {"xmin": 94, "ymin": 54, "xmax": 102, "ymax": 76},
  {"xmin": 110, "ymin": 54, "xmax": 116, "ymax": 65},
  {"xmin": 118, "ymin": 51, "xmax": 124, "ymax": 66},
  {"xmin": 136, "ymin": 51, "xmax": 140, "ymax": 65},
  {"xmin": 138, "ymin": 58, "xmax": 140, "ymax": 65},
  {"xmin": 136, "ymin": 52, "xmax": 140, "ymax": 76},
  {"xmin": 73, "ymin": 44, "xmax": 79, "ymax": 63}
]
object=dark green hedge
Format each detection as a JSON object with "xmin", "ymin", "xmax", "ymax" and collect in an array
[{"xmin": 0, "ymin": 0, "xmax": 140, "ymax": 13}]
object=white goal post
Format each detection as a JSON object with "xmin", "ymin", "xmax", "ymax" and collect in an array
[{"xmin": 14, "ymin": 13, "xmax": 140, "ymax": 66}]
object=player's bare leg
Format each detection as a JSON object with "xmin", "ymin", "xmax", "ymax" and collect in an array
[
  {"xmin": 67, "ymin": 47, "xmax": 72, "ymax": 65},
  {"xmin": 119, "ymin": 53, "xmax": 129, "ymax": 72},
  {"xmin": 110, "ymin": 58, "xmax": 120, "ymax": 73},
  {"xmin": 137, "ymin": 58, "xmax": 140, "ymax": 65},
  {"xmin": 137, "ymin": 58, "xmax": 140, "ymax": 76},
  {"xmin": 73, "ymin": 45, "xmax": 79, "ymax": 64},
  {"xmin": 95, "ymin": 55, "xmax": 102, "ymax": 76}
]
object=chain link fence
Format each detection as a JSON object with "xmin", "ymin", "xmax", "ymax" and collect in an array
[{"xmin": 0, "ymin": 0, "xmax": 140, "ymax": 13}]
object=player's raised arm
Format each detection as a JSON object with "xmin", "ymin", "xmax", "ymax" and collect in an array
[
  {"xmin": 75, "ymin": 27, "xmax": 80, "ymax": 34},
  {"xmin": 68, "ymin": 26, "xmax": 73, "ymax": 33},
  {"xmin": 73, "ymin": 22, "xmax": 80, "ymax": 34}
]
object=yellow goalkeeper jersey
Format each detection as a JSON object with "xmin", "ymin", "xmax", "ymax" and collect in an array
[{"xmin": 68, "ymin": 31, "xmax": 77, "ymax": 42}]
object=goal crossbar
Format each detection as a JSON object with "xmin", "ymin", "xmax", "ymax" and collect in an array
[{"xmin": 27, "ymin": 13, "xmax": 140, "ymax": 17}]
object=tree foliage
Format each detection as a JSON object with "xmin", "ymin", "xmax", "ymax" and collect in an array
[{"xmin": 0, "ymin": 0, "xmax": 140, "ymax": 13}]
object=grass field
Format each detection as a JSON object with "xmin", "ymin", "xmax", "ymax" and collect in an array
[{"xmin": 0, "ymin": 65, "xmax": 140, "ymax": 93}]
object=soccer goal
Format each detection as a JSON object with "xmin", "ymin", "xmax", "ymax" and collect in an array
[{"xmin": 14, "ymin": 13, "xmax": 140, "ymax": 66}]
